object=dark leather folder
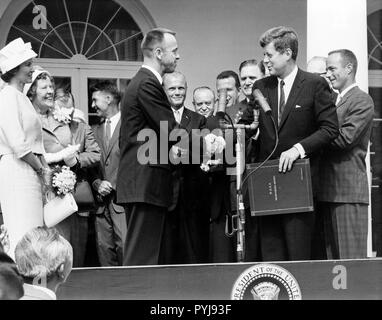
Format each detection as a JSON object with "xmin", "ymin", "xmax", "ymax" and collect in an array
[{"xmin": 246, "ymin": 159, "xmax": 314, "ymax": 216}]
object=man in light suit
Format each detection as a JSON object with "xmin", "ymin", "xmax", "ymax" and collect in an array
[
  {"xmin": 90, "ymin": 81, "xmax": 126, "ymax": 266},
  {"xmin": 162, "ymin": 72, "xmax": 208, "ymax": 264},
  {"xmin": 116, "ymin": 28, "xmax": 182, "ymax": 266},
  {"xmin": 241, "ymin": 26, "xmax": 339, "ymax": 261},
  {"xmin": 317, "ymin": 49, "xmax": 374, "ymax": 259}
]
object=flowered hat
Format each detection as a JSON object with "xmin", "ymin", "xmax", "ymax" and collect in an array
[{"xmin": 0, "ymin": 38, "xmax": 37, "ymax": 74}]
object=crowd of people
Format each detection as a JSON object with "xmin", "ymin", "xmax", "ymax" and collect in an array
[{"xmin": 0, "ymin": 24, "xmax": 375, "ymax": 299}]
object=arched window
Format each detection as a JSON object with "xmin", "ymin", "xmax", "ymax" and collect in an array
[
  {"xmin": 4, "ymin": 0, "xmax": 154, "ymax": 124},
  {"xmin": 368, "ymin": 9, "xmax": 382, "ymax": 70},
  {"xmin": 7, "ymin": 0, "xmax": 143, "ymax": 62}
]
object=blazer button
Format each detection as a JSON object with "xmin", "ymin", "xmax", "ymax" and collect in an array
[{"xmin": 106, "ymin": 161, "xmax": 110, "ymax": 166}]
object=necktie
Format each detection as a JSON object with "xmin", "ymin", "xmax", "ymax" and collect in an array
[
  {"xmin": 335, "ymin": 94, "xmax": 342, "ymax": 106},
  {"xmin": 278, "ymin": 79, "xmax": 285, "ymax": 125},
  {"xmin": 105, "ymin": 119, "xmax": 111, "ymax": 150},
  {"xmin": 174, "ymin": 110, "xmax": 181, "ymax": 124}
]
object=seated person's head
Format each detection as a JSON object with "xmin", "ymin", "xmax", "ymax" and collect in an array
[
  {"xmin": 0, "ymin": 251, "xmax": 24, "ymax": 300},
  {"xmin": 15, "ymin": 227, "xmax": 73, "ymax": 293}
]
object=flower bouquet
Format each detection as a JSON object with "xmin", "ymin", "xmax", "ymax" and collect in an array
[
  {"xmin": 43, "ymin": 165, "xmax": 78, "ymax": 227},
  {"xmin": 52, "ymin": 105, "xmax": 72, "ymax": 124}
]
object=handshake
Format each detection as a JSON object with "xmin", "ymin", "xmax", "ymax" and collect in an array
[{"xmin": 170, "ymin": 133, "xmax": 226, "ymax": 161}]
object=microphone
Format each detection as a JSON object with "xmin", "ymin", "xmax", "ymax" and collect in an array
[
  {"xmin": 216, "ymin": 88, "xmax": 227, "ymax": 119},
  {"xmin": 253, "ymin": 89, "xmax": 272, "ymax": 114}
]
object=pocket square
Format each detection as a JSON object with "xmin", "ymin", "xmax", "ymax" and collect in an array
[{"xmin": 295, "ymin": 105, "xmax": 302, "ymax": 109}]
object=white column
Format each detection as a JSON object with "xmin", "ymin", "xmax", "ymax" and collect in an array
[{"xmin": 307, "ymin": 0, "xmax": 373, "ymax": 257}]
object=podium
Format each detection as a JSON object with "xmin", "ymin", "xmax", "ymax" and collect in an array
[{"xmin": 58, "ymin": 259, "xmax": 382, "ymax": 300}]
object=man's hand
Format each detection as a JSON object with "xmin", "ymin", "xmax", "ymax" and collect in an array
[
  {"xmin": 97, "ymin": 180, "xmax": 113, "ymax": 197},
  {"xmin": 279, "ymin": 147, "xmax": 300, "ymax": 173}
]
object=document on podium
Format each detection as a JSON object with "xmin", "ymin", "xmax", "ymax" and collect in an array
[{"xmin": 246, "ymin": 159, "xmax": 314, "ymax": 216}]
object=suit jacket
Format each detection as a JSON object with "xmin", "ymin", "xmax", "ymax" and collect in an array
[
  {"xmin": 318, "ymin": 86, "xmax": 374, "ymax": 203},
  {"xmin": 242, "ymin": 68, "xmax": 339, "ymax": 194},
  {"xmin": 116, "ymin": 68, "xmax": 181, "ymax": 207},
  {"xmin": 169, "ymin": 107, "xmax": 207, "ymax": 211},
  {"xmin": 91, "ymin": 118, "xmax": 125, "ymax": 214}
]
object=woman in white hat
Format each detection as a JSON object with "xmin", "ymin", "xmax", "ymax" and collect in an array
[
  {"xmin": 25, "ymin": 70, "xmax": 101, "ymax": 267},
  {"xmin": 0, "ymin": 38, "xmax": 51, "ymax": 258}
]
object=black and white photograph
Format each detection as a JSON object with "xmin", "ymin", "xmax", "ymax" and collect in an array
[{"xmin": 0, "ymin": 0, "xmax": 381, "ymax": 305}]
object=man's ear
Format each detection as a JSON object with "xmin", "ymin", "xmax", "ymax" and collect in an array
[
  {"xmin": 284, "ymin": 48, "xmax": 293, "ymax": 60},
  {"xmin": 345, "ymin": 62, "xmax": 353, "ymax": 75},
  {"xmin": 154, "ymin": 47, "xmax": 163, "ymax": 60},
  {"xmin": 56, "ymin": 263, "xmax": 66, "ymax": 280}
]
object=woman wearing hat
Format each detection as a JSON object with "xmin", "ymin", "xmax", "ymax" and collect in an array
[
  {"xmin": 0, "ymin": 38, "xmax": 51, "ymax": 258},
  {"xmin": 25, "ymin": 70, "xmax": 100, "ymax": 267}
]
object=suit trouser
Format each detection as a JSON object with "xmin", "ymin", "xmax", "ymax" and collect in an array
[
  {"xmin": 259, "ymin": 211, "xmax": 315, "ymax": 261},
  {"xmin": 95, "ymin": 203, "xmax": 127, "ymax": 266},
  {"xmin": 320, "ymin": 202, "xmax": 368, "ymax": 259},
  {"xmin": 56, "ymin": 213, "xmax": 88, "ymax": 267},
  {"xmin": 123, "ymin": 203, "xmax": 170, "ymax": 266}
]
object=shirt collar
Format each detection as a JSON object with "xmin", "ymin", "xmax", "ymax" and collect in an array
[
  {"xmin": 278, "ymin": 65, "xmax": 298, "ymax": 87},
  {"xmin": 23, "ymin": 284, "xmax": 57, "ymax": 300},
  {"xmin": 171, "ymin": 105, "xmax": 184, "ymax": 118},
  {"xmin": 107, "ymin": 111, "xmax": 120, "ymax": 124},
  {"xmin": 339, "ymin": 83, "xmax": 357, "ymax": 98},
  {"xmin": 142, "ymin": 65, "xmax": 163, "ymax": 84}
]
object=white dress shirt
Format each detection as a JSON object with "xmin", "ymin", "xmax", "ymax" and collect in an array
[
  {"xmin": 337, "ymin": 83, "xmax": 357, "ymax": 105},
  {"xmin": 106, "ymin": 111, "xmax": 121, "ymax": 137},
  {"xmin": 171, "ymin": 106, "xmax": 184, "ymax": 124},
  {"xmin": 278, "ymin": 66, "xmax": 306, "ymax": 158}
]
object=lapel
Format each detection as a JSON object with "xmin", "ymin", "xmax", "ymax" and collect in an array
[
  {"xmin": 105, "ymin": 119, "xmax": 121, "ymax": 160},
  {"xmin": 69, "ymin": 120, "xmax": 79, "ymax": 145},
  {"xmin": 94, "ymin": 120, "xmax": 107, "ymax": 159},
  {"xmin": 336, "ymin": 86, "xmax": 358, "ymax": 109},
  {"xmin": 267, "ymin": 77, "xmax": 279, "ymax": 127},
  {"xmin": 278, "ymin": 69, "xmax": 305, "ymax": 131},
  {"xmin": 180, "ymin": 108, "xmax": 191, "ymax": 131}
]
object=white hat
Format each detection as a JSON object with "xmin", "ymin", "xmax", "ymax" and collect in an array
[
  {"xmin": 23, "ymin": 67, "xmax": 51, "ymax": 95},
  {"xmin": 0, "ymin": 38, "xmax": 37, "ymax": 74}
]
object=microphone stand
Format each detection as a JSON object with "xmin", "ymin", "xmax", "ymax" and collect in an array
[{"xmin": 222, "ymin": 113, "xmax": 259, "ymax": 262}]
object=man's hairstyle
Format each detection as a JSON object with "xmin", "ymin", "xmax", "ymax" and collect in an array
[
  {"xmin": 163, "ymin": 71, "xmax": 187, "ymax": 88},
  {"xmin": 15, "ymin": 227, "xmax": 73, "ymax": 282},
  {"xmin": 239, "ymin": 59, "xmax": 266, "ymax": 76},
  {"xmin": 239, "ymin": 59, "xmax": 258, "ymax": 73},
  {"xmin": 192, "ymin": 86, "xmax": 215, "ymax": 101},
  {"xmin": 259, "ymin": 26, "xmax": 299, "ymax": 61},
  {"xmin": 141, "ymin": 27, "xmax": 176, "ymax": 57},
  {"xmin": 216, "ymin": 70, "xmax": 240, "ymax": 90},
  {"xmin": 90, "ymin": 80, "xmax": 122, "ymax": 105},
  {"xmin": 328, "ymin": 49, "xmax": 358, "ymax": 75},
  {"xmin": 26, "ymin": 72, "xmax": 55, "ymax": 102}
]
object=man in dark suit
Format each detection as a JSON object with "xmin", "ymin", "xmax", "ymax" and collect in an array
[
  {"xmin": 116, "ymin": 28, "xmax": 185, "ymax": 266},
  {"xmin": 317, "ymin": 49, "xmax": 374, "ymax": 259},
  {"xmin": 242, "ymin": 26, "xmax": 339, "ymax": 261},
  {"xmin": 162, "ymin": 72, "xmax": 208, "ymax": 263},
  {"xmin": 90, "ymin": 81, "xmax": 126, "ymax": 266}
]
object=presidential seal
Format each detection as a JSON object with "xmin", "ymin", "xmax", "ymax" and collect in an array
[{"xmin": 231, "ymin": 264, "xmax": 302, "ymax": 300}]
